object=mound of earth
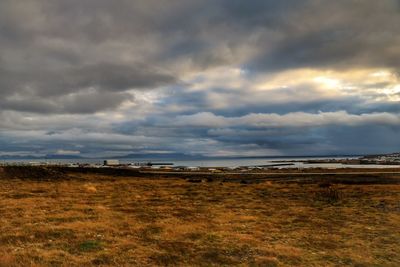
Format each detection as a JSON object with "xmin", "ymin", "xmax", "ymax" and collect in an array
[{"xmin": 0, "ymin": 166, "xmax": 68, "ymax": 180}]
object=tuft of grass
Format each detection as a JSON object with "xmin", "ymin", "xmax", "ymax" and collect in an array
[
  {"xmin": 201, "ymin": 248, "xmax": 235, "ymax": 265},
  {"xmin": 138, "ymin": 225, "xmax": 163, "ymax": 242},
  {"xmin": 150, "ymin": 252, "xmax": 181, "ymax": 266},
  {"xmin": 91, "ymin": 254, "xmax": 112, "ymax": 265},
  {"xmin": 315, "ymin": 187, "xmax": 342, "ymax": 204},
  {"xmin": 78, "ymin": 240, "xmax": 103, "ymax": 252}
]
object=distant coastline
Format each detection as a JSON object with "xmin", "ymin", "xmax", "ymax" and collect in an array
[{"xmin": 0, "ymin": 153, "xmax": 363, "ymax": 161}]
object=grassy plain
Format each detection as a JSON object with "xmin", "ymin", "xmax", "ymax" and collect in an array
[{"xmin": 0, "ymin": 167, "xmax": 399, "ymax": 266}]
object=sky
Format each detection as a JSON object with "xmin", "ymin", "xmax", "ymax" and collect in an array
[{"xmin": 1, "ymin": 0, "xmax": 400, "ymax": 158}]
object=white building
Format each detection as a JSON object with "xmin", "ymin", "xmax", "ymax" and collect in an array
[{"xmin": 104, "ymin": 159, "xmax": 120, "ymax": 166}]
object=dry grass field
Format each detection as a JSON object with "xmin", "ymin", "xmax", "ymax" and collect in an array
[{"xmin": 0, "ymin": 167, "xmax": 399, "ymax": 266}]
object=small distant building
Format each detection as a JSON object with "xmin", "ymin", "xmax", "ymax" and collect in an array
[
  {"xmin": 104, "ymin": 159, "xmax": 119, "ymax": 166},
  {"xmin": 160, "ymin": 166, "xmax": 173, "ymax": 170},
  {"xmin": 29, "ymin": 162, "xmax": 42, "ymax": 166},
  {"xmin": 128, "ymin": 165, "xmax": 141, "ymax": 169},
  {"xmin": 208, "ymin": 168, "xmax": 222, "ymax": 173},
  {"xmin": 173, "ymin": 166, "xmax": 187, "ymax": 171}
]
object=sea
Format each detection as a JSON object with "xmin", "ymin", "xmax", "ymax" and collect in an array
[{"xmin": 2, "ymin": 156, "xmax": 400, "ymax": 169}]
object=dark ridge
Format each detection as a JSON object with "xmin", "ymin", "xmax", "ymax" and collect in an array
[
  {"xmin": 0, "ymin": 166, "xmax": 68, "ymax": 181},
  {"xmin": 0, "ymin": 166, "xmax": 399, "ymax": 185}
]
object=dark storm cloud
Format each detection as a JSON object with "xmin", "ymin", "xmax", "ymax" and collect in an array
[
  {"xmin": 1, "ymin": 63, "xmax": 175, "ymax": 96},
  {"xmin": 2, "ymin": 0, "xmax": 400, "ymax": 72},
  {"xmin": 0, "ymin": 61, "xmax": 174, "ymax": 113},
  {"xmin": 0, "ymin": 0, "xmax": 179, "ymax": 114},
  {"xmin": 245, "ymin": 0, "xmax": 400, "ymax": 71},
  {"xmin": 157, "ymin": 85, "xmax": 369, "ymax": 116},
  {"xmin": 0, "ymin": 87, "xmax": 135, "ymax": 114},
  {"xmin": 49, "ymin": 63, "xmax": 173, "ymax": 95},
  {"xmin": 109, "ymin": 110, "xmax": 400, "ymax": 156},
  {"xmin": 0, "ymin": 0, "xmax": 400, "ymax": 156}
]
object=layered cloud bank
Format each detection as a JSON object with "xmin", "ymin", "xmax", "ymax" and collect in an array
[{"xmin": 0, "ymin": 0, "xmax": 400, "ymax": 157}]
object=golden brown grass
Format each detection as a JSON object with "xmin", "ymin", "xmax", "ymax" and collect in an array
[{"xmin": 0, "ymin": 170, "xmax": 399, "ymax": 266}]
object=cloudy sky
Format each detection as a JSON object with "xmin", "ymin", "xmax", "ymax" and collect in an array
[{"xmin": 1, "ymin": 0, "xmax": 400, "ymax": 158}]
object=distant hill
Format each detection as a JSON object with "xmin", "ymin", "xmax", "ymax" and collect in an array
[
  {"xmin": 0, "ymin": 153, "xmax": 363, "ymax": 161},
  {"xmin": 0, "ymin": 154, "xmax": 83, "ymax": 160},
  {"xmin": 43, "ymin": 154, "xmax": 84, "ymax": 159},
  {"xmin": 111, "ymin": 153, "xmax": 361, "ymax": 160},
  {"xmin": 112, "ymin": 153, "xmax": 207, "ymax": 160}
]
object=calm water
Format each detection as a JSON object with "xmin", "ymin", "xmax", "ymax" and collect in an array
[{"xmin": 2, "ymin": 156, "xmax": 400, "ymax": 169}]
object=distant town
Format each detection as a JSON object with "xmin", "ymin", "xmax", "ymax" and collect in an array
[
  {"xmin": 282, "ymin": 153, "xmax": 400, "ymax": 165},
  {"xmin": 1, "ymin": 153, "xmax": 399, "ymax": 171}
]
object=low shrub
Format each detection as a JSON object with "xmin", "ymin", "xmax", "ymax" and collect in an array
[{"xmin": 315, "ymin": 187, "xmax": 342, "ymax": 204}]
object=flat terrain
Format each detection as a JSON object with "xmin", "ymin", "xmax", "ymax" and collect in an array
[{"xmin": 0, "ymin": 167, "xmax": 399, "ymax": 266}]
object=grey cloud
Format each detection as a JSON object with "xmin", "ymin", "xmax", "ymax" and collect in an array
[
  {"xmin": 0, "ymin": 62, "xmax": 173, "ymax": 114},
  {"xmin": 2, "ymin": 0, "xmax": 400, "ymax": 73},
  {"xmin": 70, "ymin": 63, "xmax": 176, "ymax": 92},
  {"xmin": 1, "ymin": 0, "xmax": 400, "ymax": 157},
  {"xmin": 31, "ymin": 63, "xmax": 176, "ymax": 97},
  {"xmin": 157, "ymin": 84, "xmax": 377, "ymax": 117},
  {"xmin": 247, "ymin": 0, "xmax": 400, "ymax": 71},
  {"xmin": 169, "ymin": 111, "xmax": 400, "ymax": 128},
  {"xmin": 0, "ymin": 0, "xmax": 180, "ymax": 115},
  {"xmin": 1, "ymin": 63, "xmax": 175, "ymax": 95},
  {"xmin": 1, "ymin": 90, "xmax": 133, "ymax": 114},
  {"xmin": 62, "ymin": 90, "xmax": 134, "ymax": 114}
]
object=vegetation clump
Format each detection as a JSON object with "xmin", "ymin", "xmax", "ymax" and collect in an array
[
  {"xmin": 78, "ymin": 240, "xmax": 103, "ymax": 252},
  {"xmin": 315, "ymin": 185, "xmax": 342, "ymax": 204}
]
